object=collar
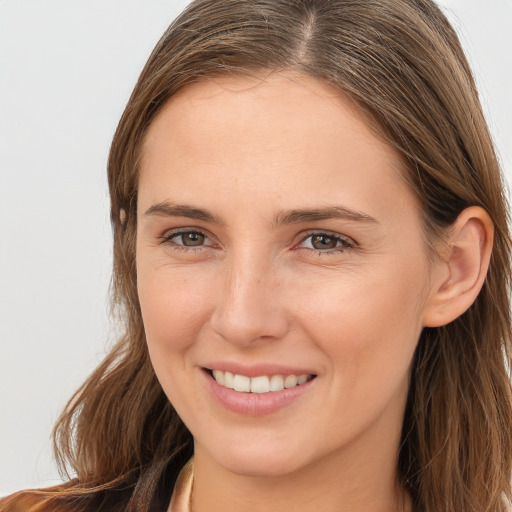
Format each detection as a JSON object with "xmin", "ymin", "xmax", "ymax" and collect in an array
[{"xmin": 167, "ymin": 458, "xmax": 194, "ymax": 512}]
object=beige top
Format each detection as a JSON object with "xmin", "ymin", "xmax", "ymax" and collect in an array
[{"xmin": 167, "ymin": 458, "xmax": 194, "ymax": 512}]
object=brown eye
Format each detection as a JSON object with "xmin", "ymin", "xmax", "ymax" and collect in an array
[
  {"xmin": 299, "ymin": 232, "xmax": 353, "ymax": 253},
  {"xmin": 178, "ymin": 232, "xmax": 205, "ymax": 246},
  {"xmin": 164, "ymin": 231, "xmax": 208, "ymax": 247},
  {"xmin": 310, "ymin": 234, "xmax": 338, "ymax": 250}
]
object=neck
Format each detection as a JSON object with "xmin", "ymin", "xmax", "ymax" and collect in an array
[{"xmin": 190, "ymin": 430, "xmax": 411, "ymax": 512}]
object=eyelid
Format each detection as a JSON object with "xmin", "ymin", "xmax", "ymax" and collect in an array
[
  {"xmin": 159, "ymin": 227, "xmax": 215, "ymax": 247},
  {"xmin": 296, "ymin": 230, "xmax": 356, "ymax": 251},
  {"xmin": 157, "ymin": 227, "xmax": 355, "ymax": 253}
]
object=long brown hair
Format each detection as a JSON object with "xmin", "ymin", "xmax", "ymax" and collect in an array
[{"xmin": 3, "ymin": 1, "xmax": 511, "ymax": 511}]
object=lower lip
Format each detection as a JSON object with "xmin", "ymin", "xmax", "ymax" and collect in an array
[{"xmin": 202, "ymin": 370, "xmax": 316, "ymax": 416}]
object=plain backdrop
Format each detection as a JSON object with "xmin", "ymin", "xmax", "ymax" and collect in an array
[{"xmin": 1, "ymin": 0, "xmax": 511, "ymax": 497}]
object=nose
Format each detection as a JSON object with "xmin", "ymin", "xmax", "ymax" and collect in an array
[{"xmin": 209, "ymin": 252, "xmax": 289, "ymax": 346}]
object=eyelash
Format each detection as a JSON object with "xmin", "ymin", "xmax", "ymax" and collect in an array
[
  {"xmin": 159, "ymin": 228, "xmax": 355, "ymax": 256},
  {"xmin": 297, "ymin": 231, "xmax": 355, "ymax": 255},
  {"xmin": 159, "ymin": 230, "xmax": 213, "ymax": 252}
]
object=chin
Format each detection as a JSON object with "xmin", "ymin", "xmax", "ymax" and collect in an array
[
  {"xmin": 219, "ymin": 452, "xmax": 305, "ymax": 478},
  {"xmin": 195, "ymin": 431, "xmax": 319, "ymax": 478}
]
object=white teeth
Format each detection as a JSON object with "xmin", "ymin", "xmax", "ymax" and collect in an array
[
  {"xmin": 269, "ymin": 374, "xmax": 284, "ymax": 391},
  {"xmin": 284, "ymin": 375, "xmax": 298, "ymax": 388},
  {"xmin": 212, "ymin": 370, "xmax": 224, "ymax": 386},
  {"xmin": 224, "ymin": 371, "xmax": 234, "ymax": 389},
  {"xmin": 211, "ymin": 370, "xmax": 311, "ymax": 393},
  {"xmin": 297, "ymin": 374, "xmax": 308, "ymax": 385},
  {"xmin": 250, "ymin": 376, "xmax": 270, "ymax": 393},
  {"xmin": 233, "ymin": 374, "xmax": 251, "ymax": 392}
]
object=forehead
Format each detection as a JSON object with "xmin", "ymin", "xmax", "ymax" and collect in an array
[
  {"xmin": 139, "ymin": 72, "xmax": 417, "ymax": 225},
  {"xmin": 143, "ymin": 72, "xmax": 382, "ymax": 161}
]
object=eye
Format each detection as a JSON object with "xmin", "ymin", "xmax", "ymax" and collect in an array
[
  {"xmin": 175, "ymin": 231, "xmax": 206, "ymax": 246},
  {"xmin": 160, "ymin": 230, "xmax": 211, "ymax": 248},
  {"xmin": 298, "ymin": 232, "xmax": 354, "ymax": 253}
]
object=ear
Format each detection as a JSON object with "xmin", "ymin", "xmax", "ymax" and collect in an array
[{"xmin": 422, "ymin": 206, "xmax": 494, "ymax": 328}]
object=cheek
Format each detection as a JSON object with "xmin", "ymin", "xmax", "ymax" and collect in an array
[
  {"xmin": 137, "ymin": 262, "xmax": 214, "ymax": 360},
  {"xmin": 292, "ymin": 264, "xmax": 426, "ymax": 389},
  {"xmin": 136, "ymin": 263, "xmax": 217, "ymax": 416}
]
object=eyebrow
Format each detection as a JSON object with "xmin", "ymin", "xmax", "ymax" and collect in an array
[
  {"xmin": 273, "ymin": 206, "xmax": 378, "ymax": 226},
  {"xmin": 144, "ymin": 201, "xmax": 378, "ymax": 226},
  {"xmin": 144, "ymin": 201, "xmax": 225, "ymax": 225}
]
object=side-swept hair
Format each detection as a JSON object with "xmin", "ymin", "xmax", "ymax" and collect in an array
[{"xmin": 3, "ymin": 1, "xmax": 510, "ymax": 511}]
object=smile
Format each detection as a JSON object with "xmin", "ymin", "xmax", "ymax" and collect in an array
[{"xmin": 211, "ymin": 370, "xmax": 314, "ymax": 393}]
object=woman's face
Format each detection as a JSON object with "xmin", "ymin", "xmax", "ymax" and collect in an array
[{"xmin": 136, "ymin": 73, "xmax": 439, "ymax": 478}]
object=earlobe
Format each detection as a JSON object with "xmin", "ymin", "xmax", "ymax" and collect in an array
[{"xmin": 423, "ymin": 206, "xmax": 494, "ymax": 328}]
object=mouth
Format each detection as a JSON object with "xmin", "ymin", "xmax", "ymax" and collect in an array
[{"xmin": 206, "ymin": 369, "xmax": 316, "ymax": 394}]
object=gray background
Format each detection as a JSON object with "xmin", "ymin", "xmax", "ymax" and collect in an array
[{"xmin": 1, "ymin": 0, "xmax": 511, "ymax": 496}]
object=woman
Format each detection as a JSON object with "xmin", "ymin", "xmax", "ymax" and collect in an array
[{"xmin": 2, "ymin": 0, "xmax": 511, "ymax": 511}]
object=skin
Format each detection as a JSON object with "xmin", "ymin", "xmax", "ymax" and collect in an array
[{"xmin": 136, "ymin": 72, "xmax": 449, "ymax": 512}]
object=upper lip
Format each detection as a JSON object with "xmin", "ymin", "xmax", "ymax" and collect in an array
[{"xmin": 202, "ymin": 362, "xmax": 316, "ymax": 378}]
